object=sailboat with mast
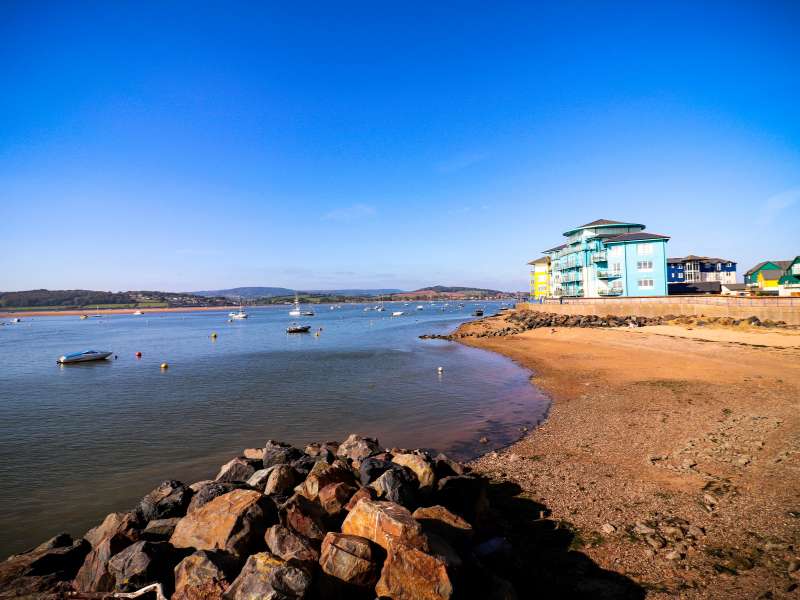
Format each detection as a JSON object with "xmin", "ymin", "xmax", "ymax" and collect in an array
[
  {"xmin": 229, "ymin": 298, "xmax": 249, "ymax": 320},
  {"xmin": 289, "ymin": 293, "xmax": 314, "ymax": 317}
]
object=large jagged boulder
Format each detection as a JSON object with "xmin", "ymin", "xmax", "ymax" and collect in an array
[
  {"xmin": 344, "ymin": 487, "xmax": 375, "ymax": 511},
  {"xmin": 171, "ymin": 489, "xmax": 277, "ymax": 557},
  {"xmin": 336, "ymin": 434, "xmax": 380, "ymax": 462},
  {"xmin": 262, "ymin": 440, "xmax": 304, "ymax": 468},
  {"xmin": 412, "ymin": 505, "xmax": 473, "ymax": 547},
  {"xmin": 222, "ymin": 552, "xmax": 312, "ymax": 600},
  {"xmin": 375, "ymin": 542, "xmax": 454, "ymax": 600},
  {"xmin": 106, "ymin": 540, "xmax": 180, "ymax": 593},
  {"xmin": 295, "ymin": 460, "xmax": 356, "ymax": 500},
  {"xmin": 341, "ymin": 500, "xmax": 428, "ymax": 552},
  {"xmin": 264, "ymin": 524, "xmax": 319, "ymax": 566},
  {"xmin": 359, "ymin": 457, "xmax": 393, "ymax": 486},
  {"xmin": 319, "ymin": 482, "xmax": 358, "ymax": 516},
  {"xmin": 281, "ymin": 494, "xmax": 327, "ymax": 541},
  {"xmin": 142, "ymin": 517, "xmax": 181, "ymax": 541},
  {"xmin": 84, "ymin": 511, "xmax": 142, "ymax": 547},
  {"xmin": 216, "ymin": 457, "xmax": 262, "ymax": 483},
  {"xmin": 0, "ymin": 534, "xmax": 89, "ymax": 597},
  {"xmin": 392, "ymin": 453, "xmax": 436, "ymax": 490},
  {"xmin": 74, "ymin": 532, "xmax": 132, "ymax": 592},
  {"xmin": 319, "ymin": 532, "xmax": 379, "ymax": 587},
  {"xmin": 264, "ymin": 465, "xmax": 298, "ymax": 496},
  {"xmin": 369, "ymin": 467, "xmax": 419, "ymax": 507},
  {"xmin": 186, "ymin": 481, "xmax": 250, "ymax": 514},
  {"xmin": 173, "ymin": 550, "xmax": 240, "ymax": 600},
  {"xmin": 137, "ymin": 480, "xmax": 193, "ymax": 521}
]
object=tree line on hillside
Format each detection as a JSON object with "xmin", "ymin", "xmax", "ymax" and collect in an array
[{"xmin": 0, "ymin": 289, "xmax": 135, "ymax": 308}]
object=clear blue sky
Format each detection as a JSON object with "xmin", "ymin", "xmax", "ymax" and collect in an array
[{"xmin": 1, "ymin": 2, "xmax": 798, "ymax": 292}]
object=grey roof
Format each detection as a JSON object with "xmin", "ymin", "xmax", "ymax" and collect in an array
[
  {"xmin": 527, "ymin": 257, "xmax": 549, "ymax": 265},
  {"xmin": 578, "ymin": 219, "xmax": 628, "ymax": 228},
  {"xmin": 542, "ymin": 243, "xmax": 566, "ymax": 253},
  {"xmin": 744, "ymin": 260, "xmax": 792, "ymax": 275},
  {"xmin": 760, "ymin": 269, "xmax": 784, "ymax": 280},
  {"xmin": 722, "ymin": 283, "xmax": 747, "ymax": 290},
  {"xmin": 668, "ymin": 255, "xmax": 735, "ymax": 264},
  {"xmin": 604, "ymin": 232, "xmax": 670, "ymax": 243}
]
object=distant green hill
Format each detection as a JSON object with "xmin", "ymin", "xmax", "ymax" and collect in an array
[
  {"xmin": 412, "ymin": 285, "xmax": 505, "ymax": 295},
  {"xmin": 193, "ymin": 286, "xmax": 295, "ymax": 299}
]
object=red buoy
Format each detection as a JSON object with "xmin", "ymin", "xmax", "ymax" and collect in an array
[{"xmin": 135, "ymin": 351, "xmax": 142, "ymax": 358}]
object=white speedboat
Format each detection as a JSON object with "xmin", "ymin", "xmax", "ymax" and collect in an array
[
  {"xmin": 229, "ymin": 308, "xmax": 248, "ymax": 320},
  {"xmin": 132, "ymin": 310, "xmax": 144, "ymax": 316},
  {"xmin": 58, "ymin": 350, "xmax": 113, "ymax": 364},
  {"xmin": 289, "ymin": 293, "xmax": 314, "ymax": 317},
  {"xmin": 416, "ymin": 305, "xmax": 424, "ymax": 310},
  {"xmin": 392, "ymin": 311, "xmax": 404, "ymax": 317}
]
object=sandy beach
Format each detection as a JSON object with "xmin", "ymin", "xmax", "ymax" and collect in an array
[{"xmin": 457, "ymin": 312, "xmax": 800, "ymax": 599}]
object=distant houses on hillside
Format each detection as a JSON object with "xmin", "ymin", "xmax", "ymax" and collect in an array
[{"xmin": 527, "ymin": 219, "xmax": 798, "ymax": 299}]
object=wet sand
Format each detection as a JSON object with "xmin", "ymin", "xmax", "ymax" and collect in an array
[{"xmin": 459, "ymin": 312, "xmax": 800, "ymax": 599}]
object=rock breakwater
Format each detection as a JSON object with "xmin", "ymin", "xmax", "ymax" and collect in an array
[
  {"xmin": 420, "ymin": 311, "xmax": 793, "ymax": 340},
  {"xmin": 0, "ymin": 434, "xmax": 518, "ymax": 599}
]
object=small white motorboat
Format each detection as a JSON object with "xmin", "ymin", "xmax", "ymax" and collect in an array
[
  {"xmin": 229, "ymin": 309, "xmax": 248, "ymax": 320},
  {"xmin": 392, "ymin": 311, "xmax": 404, "ymax": 317},
  {"xmin": 132, "ymin": 310, "xmax": 144, "ymax": 316},
  {"xmin": 58, "ymin": 350, "xmax": 113, "ymax": 364},
  {"xmin": 11, "ymin": 317, "xmax": 21, "ymax": 323},
  {"xmin": 416, "ymin": 305, "xmax": 424, "ymax": 310}
]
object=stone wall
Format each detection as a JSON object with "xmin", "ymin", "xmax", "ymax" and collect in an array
[{"xmin": 518, "ymin": 297, "xmax": 800, "ymax": 325}]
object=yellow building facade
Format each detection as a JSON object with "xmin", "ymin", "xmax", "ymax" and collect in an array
[{"xmin": 528, "ymin": 257, "xmax": 551, "ymax": 299}]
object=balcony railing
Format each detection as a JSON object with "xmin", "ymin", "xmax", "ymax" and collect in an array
[
  {"xmin": 592, "ymin": 251, "xmax": 607, "ymax": 263},
  {"xmin": 596, "ymin": 270, "xmax": 621, "ymax": 279},
  {"xmin": 598, "ymin": 288, "xmax": 623, "ymax": 296}
]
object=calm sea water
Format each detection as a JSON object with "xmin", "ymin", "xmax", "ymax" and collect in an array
[{"xmin": 0, "ymin": 302, "xmax": 547, "ymax": 557}]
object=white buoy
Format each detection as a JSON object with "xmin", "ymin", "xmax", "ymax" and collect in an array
[{"xmin": 437, "ymin": 366, "xmax": 444, "ymax": 373}]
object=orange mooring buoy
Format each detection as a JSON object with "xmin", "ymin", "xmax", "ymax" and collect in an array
[{"xmin": 135, "ymin": 351, "xmax": 142, "ymax": 358}]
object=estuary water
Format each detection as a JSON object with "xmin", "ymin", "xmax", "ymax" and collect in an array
[{"xmin": 0, "ymin": 302, "xmax": 548, "ymax": 556}]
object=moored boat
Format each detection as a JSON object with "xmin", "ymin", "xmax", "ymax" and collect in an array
[
  {"xmin": 57, "ymin": 350, "xmax": 113, "ymax": 364},
  {"xmin": 286, "ymin": 324, "xmax": 311, "ymax": 333},
  {"xmin": 392, "ymin": 311, "xmax": 404, "ymax": 317}
]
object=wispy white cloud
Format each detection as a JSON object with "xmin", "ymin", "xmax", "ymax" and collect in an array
[
  {"xmin": 756, "ymin": 187, "xmax": 800, "ymax": 226},
  {"xmin": 322, "ymin": 203, "xmax": 377, "ymax": 222}
]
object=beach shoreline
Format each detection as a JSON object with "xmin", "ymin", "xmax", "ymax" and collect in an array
[
  {"xmin": 456, "ymin": 311, "xmax": 800, "ymax": 599},
  {"xmin": 0, "ymin": 305, "xmax": 259, "ymax": 318}
]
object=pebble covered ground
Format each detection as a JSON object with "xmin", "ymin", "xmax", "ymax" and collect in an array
[{"xmin": 460, "ymin": 312, "xmax": 800, "ymax": 599}]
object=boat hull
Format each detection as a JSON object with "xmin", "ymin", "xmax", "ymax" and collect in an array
[{"xmin": 58, "ymin": 351, "xmax": 113, "ymax": 364}]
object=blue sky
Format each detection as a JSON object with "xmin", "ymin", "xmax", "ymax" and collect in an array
[{"xmin": 1, "ymin": 1, "xmax": 798, "ymax": 292}]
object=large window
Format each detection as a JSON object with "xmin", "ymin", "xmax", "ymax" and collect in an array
[
  {"xmin": 637, "ymin": 260, "xmax": 653, "ymax": 271},
  {"xmin": 638, "ymin": 279, "xmax": 654, "ymax": 288},
  {"xmin": 537, "ymin": 285, "xmax": 547, "ymax": 292},
  {"xmin": 611, "ymin": 262, "xmax": 622, "ymax": 274},
  {"xmin": 637, "ymin": 243, "xmax": 653, "ymax": 256}
]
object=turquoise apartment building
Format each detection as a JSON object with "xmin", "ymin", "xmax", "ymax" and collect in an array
[{"xmin": 543, "ymin": 219, "xmax": 670, "ymax": 298}]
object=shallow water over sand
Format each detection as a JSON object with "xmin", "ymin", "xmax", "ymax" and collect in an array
[{"xmin": 0, "ymin": 302, "xmax": 547, "ymax": 556}]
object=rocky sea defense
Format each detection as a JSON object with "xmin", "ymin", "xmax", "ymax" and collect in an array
[
  {"xmin": 0, "ymin": 435, "xmax": 517, "ymax": 599},
  {"xmin": 420, "ymin": 311, "xmax": 793, "ymax": 340}
]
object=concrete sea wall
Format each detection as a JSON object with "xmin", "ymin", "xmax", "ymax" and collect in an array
[{"xmin": 518, "ymin": 296, "xmax": 800, "ymax": 325}]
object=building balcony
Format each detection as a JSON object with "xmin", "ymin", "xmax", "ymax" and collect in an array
[
  {"xmin": 591, "ymin": 251, "xmax": 607, "ymax": 263},
  {"xmin": 596, "ymin": 270, "xmax": 621, "ymax": 279},
  {"xmin": 598, "ymin": 288, "xmax": 623, "ymax": 296}
]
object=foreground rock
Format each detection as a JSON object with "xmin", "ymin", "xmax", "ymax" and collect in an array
[
  {"xmin": 319, "ymin": 532, "xmax": 379, "ymax": 588},
  {"xmin": 223, "ymin": 552, "xmax": 312, "ymax": 599},
  {"xmin": 173, "ymin": 550, "xmax": 240, "ymax": 600},
  {"xmin": 0, "ymin": 534, "xmax": 89, "ymax": 597},
  {"xmin": 8, "ymin": 433, "xmax": 520, "ymax": 599},
  {"xmin": 342, "ymin": 500, "xmax": 428, "ymax": 551},
  {"xmin": 375, "ymin": 542, "xmax": 454, "ymax": 600},
  {"xmin": 171, "ymin": 489, "xmax": 277, "ymax": 556}
]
